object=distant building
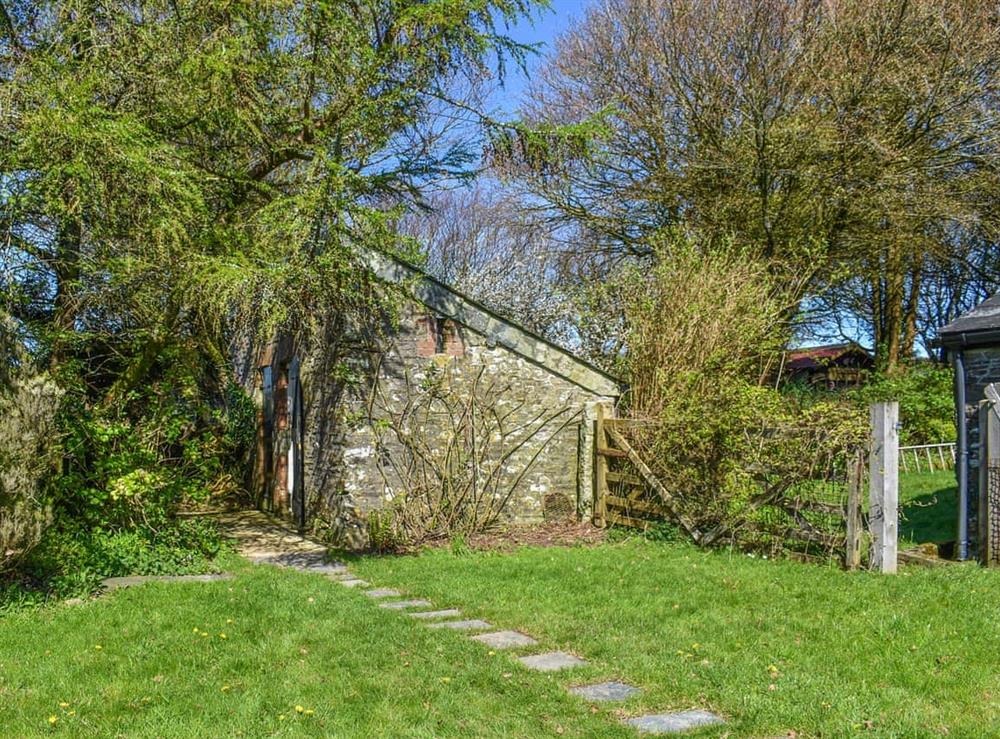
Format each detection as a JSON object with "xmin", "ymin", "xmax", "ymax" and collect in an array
[
  {"xmin": 937, "ymin": 291, "xmax": 1000, "ymax": 561},
  {"xmin": 783, "ymin": 343, "xmax": 874, "ymax": 390}
]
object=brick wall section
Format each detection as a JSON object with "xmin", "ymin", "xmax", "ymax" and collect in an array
[{"xmin": 293, "ymin": 302, "xmax": 616, "ymax": 549}]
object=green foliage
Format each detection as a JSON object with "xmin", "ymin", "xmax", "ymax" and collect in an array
[
  {"xmin": 53, "ymin": 347, "xmax": 252, "ymax": 531},
  {"xmin": 25, "ymin": 518, "xmax": 225, "ymax": 598},
  {"xmin": 849, "ymin": 364, "xmax": 955, "ymax": 445},
  {"xmin": 621, "ymin": 235, "xmax": 868, "ymax": 549}
]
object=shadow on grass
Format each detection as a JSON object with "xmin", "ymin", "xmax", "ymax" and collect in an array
[{"xmin": 899, "ymin": 475, "xmax": 957, "ymax": 545}]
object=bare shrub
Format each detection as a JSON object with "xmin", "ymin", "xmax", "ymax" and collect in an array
[
  {"xmin": 0, "ymin": 375, "xmax": 63, "ymax": 573},
  {"xmin": 365, "ymin": 360, "xmax": 580, "ymax": 549},
  {"xmin": 622, "ymin": 234, "xmax": 866, "ymax": 544}
]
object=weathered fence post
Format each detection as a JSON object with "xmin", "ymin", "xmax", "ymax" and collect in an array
[
  {"xmin": 978, "ymin": 396, "xmax": 1000, "ymax": 566},
  {"xmin": 845, "ymin": 449, "xmax": 864, "ymax": 570},
  {"xmin": 593, "ymin": 404, "xmax": 608, "ymax": 528},
  {"xmin": 869, "ymin": 402, "xmax": 899, "ymax": 573}
]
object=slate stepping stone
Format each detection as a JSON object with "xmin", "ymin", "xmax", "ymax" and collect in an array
[
  {"xmin": 470, "ymin": 631, "xmax": 538, "ymax": 649},
  {"xmin": 568, "ymin": 681, "xmax": 640, "ymax": 702},
  {"xmin": 338, "ymin": 579, "xmax": 369, "ymax": 587},
  {"xmin": 365, "ymin": 588, "xmax": 402, "ymax": 598},
  {"xmin": 408, "ymin": 609, "xmax": 462, "ymax": 620},
  {"xmin": 518, "ymin": 651, "xmax": 588, "ymax": 672},
  {"xmin": 101, "ymin": 574, "xmax": 234, "ymax": 590},
  {"xmin": 379, "ymin": 599, "xmax": 432, "ymax": 610},
  {"xmin": 426, "ymin": 619, "xmax": 493, "ymax": 631},
  {"xmin": 625, "ymin": 710, "xmax": 724, "ymax": 734}
]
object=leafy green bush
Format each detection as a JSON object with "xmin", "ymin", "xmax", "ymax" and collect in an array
[
  {"xmin": 25, "ymin": 518, "xmax": 225, "ymax": 596},
  {"xmin": 848, "ymin": 363, "xmax": 955, "ymax": 445},
  {"xmin": 621, "ymin": 234, "xmax": 868, "ymax": 549}
]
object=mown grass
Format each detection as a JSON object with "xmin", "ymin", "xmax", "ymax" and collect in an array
[
  {"xmin": 4, "ymin": 533, "xmax": 998, "ymax": 737},
  {"xmin": 0, "ymin": 551, "xmax": 625, "ymax": 738},
  {"xmin": 899, "ymin": 469, "xmax": 958, "ymax": 546},
  {"xmin": 355, "ymin": 538, "xmax": 1000, "ymax": 738}
]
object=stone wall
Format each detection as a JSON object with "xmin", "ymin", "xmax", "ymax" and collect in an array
[
  {"xmin": 289, "ymin": 301, "xmax": 616, "ymax": 548},
  {"xmin": 961, "ymin": 347, "xmax": 1000, "ymax": 509}
]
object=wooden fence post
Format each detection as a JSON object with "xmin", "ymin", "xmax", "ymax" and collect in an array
[
  {"xmin": 978, "ymin": 396, "xmax": 1000, "ymax": 566},
  {"xmin": 869, "ymin": 402, "xmax": 899, "ymax": 574},
  {"xmin": 845, "ymin": 449, "xmax": 864, "ymax": 570},
  {"xmin": 593, "ymin": 404, "xmax": 608, "ymax": 528}
]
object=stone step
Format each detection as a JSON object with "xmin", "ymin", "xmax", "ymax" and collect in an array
[
  {"xmin": 379, "ymin": 599, "xmax": 433, "ymax": 610},
  {"xmin": 338, "ymin": 579, "xmax": 369, "ymax": 587},
  {"xmin": 364, "ymin": 588, "xmax": 402, "ymax": 598},
  {"xmin": 470, "ymin": 631, "xmax": 538, "ymax": 649},
  {"xmin": 625, "ymin": 710, "xmax": 724, "ymax": 734},
  {"xmin": 568, "ymin": 681, "xmax": 640, "ymax": 702},
  {"xmin": 426, "ymin": 619, "xmax": 493, "ymax": 631},
  {"xmin": 408, "ymin": 609, "xmax": 462, "ymax": 620},
  {"xmin": 518, "ymin": 651, "xmax": 588, "ymax": 672}
]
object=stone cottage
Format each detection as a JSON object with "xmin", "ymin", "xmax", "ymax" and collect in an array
[
  {"xmin": 937, "ymin": 291, "xmax": 1000, "ymax": 561},
  {"xmin": 246, "ymin": 251, "xmax": 621, "ymax": 547}
]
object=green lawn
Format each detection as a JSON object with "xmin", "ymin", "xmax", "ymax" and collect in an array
[
  {"xmin": 3, "ymin": 538, "xmax": 1000, "ymax": 737},
  {"xmin": 899, "ymin": 469, "xmax": 958, "ymax": 545}
]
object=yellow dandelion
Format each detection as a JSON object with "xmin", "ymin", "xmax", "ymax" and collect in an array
[
  {"xmin": 226, "ymin": 619, "xmax": 234, "ymax": 624},
  {"xmin": 93, "ymin": 645, "xmax": 102, "ymax": 651},
  {"xmin": 67, "ymin": 711, "xmax": 75, "ymax": 717},
  {"xmin": 440, "ymin": 677, "xmax": 451, "ymax": 684},
  {"xmin": 304, "ymin": 709, "xmax": 315, "ymax": 716},
  {"xmin": 295, "ymin": 705, "xmax": 304, "ymax": 713},
  {"xmin": 218, "ymin": 633, "xmax": 227, "ymax": 640},
  {"xmin": 192, "ymin": 627, "xmax": 199, "ymax": 633},
  {"xmin": 278, "ymin": 714, "xmax": 286, "ymax": 721},
  {"xmin": 48, "ymin": 715, "xmax": 58, "ymax": 725},
  {"xmin": 221, "ymin": 685, "xmax": 231, "ymax": 693},
  {"xmin": 58, "ymin": 702, "xmax": 69, "ymax": 709}
]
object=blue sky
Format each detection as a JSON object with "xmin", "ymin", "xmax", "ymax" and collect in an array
[{"xmin": 491, "ymin": 0, "xmax": 587, "ymax": 113}]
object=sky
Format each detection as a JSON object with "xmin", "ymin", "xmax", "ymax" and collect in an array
[{"xmin": 490, "ymin": 0, "xmax": 588, "ymax": 114}]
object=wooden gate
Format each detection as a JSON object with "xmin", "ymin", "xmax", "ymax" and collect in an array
[{"xmin": 592, "ymin": 408, "xmax": 866, "ymax": 569}]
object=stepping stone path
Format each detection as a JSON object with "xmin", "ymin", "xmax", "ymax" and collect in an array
[
  {"xmin": 569, "ymin": 681, "xmax": 640, "ymax": 702},
  {"xmin": 365, "ymin": 588, "xmax": 402, "ymax": 598},
  {"xmin": 408, "ymin": 609, "xmax": 462, "ymax": 620},
  {"xmin": 216, "ymin": 511, "xmax": 728, "ymax": 736},
  {"xmin": 101, "ymin": 574, "xmax": 234, "ymax": 590},
  {"xmin": 518, "ymin": 651, "xmax": 588, "ymax": 672},
  {"xmin": 426, "ymin": 619, "xmax": 493, "ymax": 631},
  {"xmin": 379, "ymin": 599, "xmax": 432, "ymax": 610},
  {"xmin": 626, "ymin": 710, "xmax": 725, "ymax": 735},
  {"xmin": 470, "ymin": 630, "xmax": 538, "ymax": 649}
]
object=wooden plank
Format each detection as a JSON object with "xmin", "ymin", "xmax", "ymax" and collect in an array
[
  {"xmin": 869, "ymin": 402, "xmax": 899, "ymax": 574},
  {"xmin": 605, "ymin": 427, "xmax": 702, "ymax": 541},
  {"xmin": 605, "ymin": 510, "xmax": 652, "ymax": 531},
  {"xmin": 593, "ymin": 405, "xmax": 608, "ymax": 528},
  {"xmin": 606, "ymin": 471, "xmax": 643, "ymax": 486},
  {"xmin": 596, "ymin": 447, "xmax": 628, "ymax": 459},
  {"xmin": 845, "ymin": 450, "xmax": 864, "ymax": 571},
  {"xmin": 605, "ymin": 495, "xmax": 667, "ymax": 515}
]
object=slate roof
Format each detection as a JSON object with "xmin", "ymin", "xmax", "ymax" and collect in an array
[
  {"xmin": 363, "ymin": 249, "xmax": 623, "ymax": 398},
  {"xmin": 785, "ymin": 343, "xmax": 872, "ymax": 371},
  {"xmin": 938, "ymin": 292, "xmax": 1000, "ymax": 347}
]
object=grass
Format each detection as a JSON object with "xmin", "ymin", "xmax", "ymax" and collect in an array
[
  {"xmin": 4, "ymin": 532, "xmax": 999, "ymax": 737},
  {"xmin": 898, "ymin": 469, "xmax": 958, "ymax": 546},
  {"xmin": 354, "ymin": 539, "xmax": 1000, "ymax": 738}
]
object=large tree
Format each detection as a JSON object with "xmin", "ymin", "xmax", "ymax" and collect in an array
[
  {"xmin": 0, "ymin": 0, "xmax": 541, "ymax": 388},
  {"xmin": 507, "ymin": 0, "xmax": 1000, "ymax": 369}
]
